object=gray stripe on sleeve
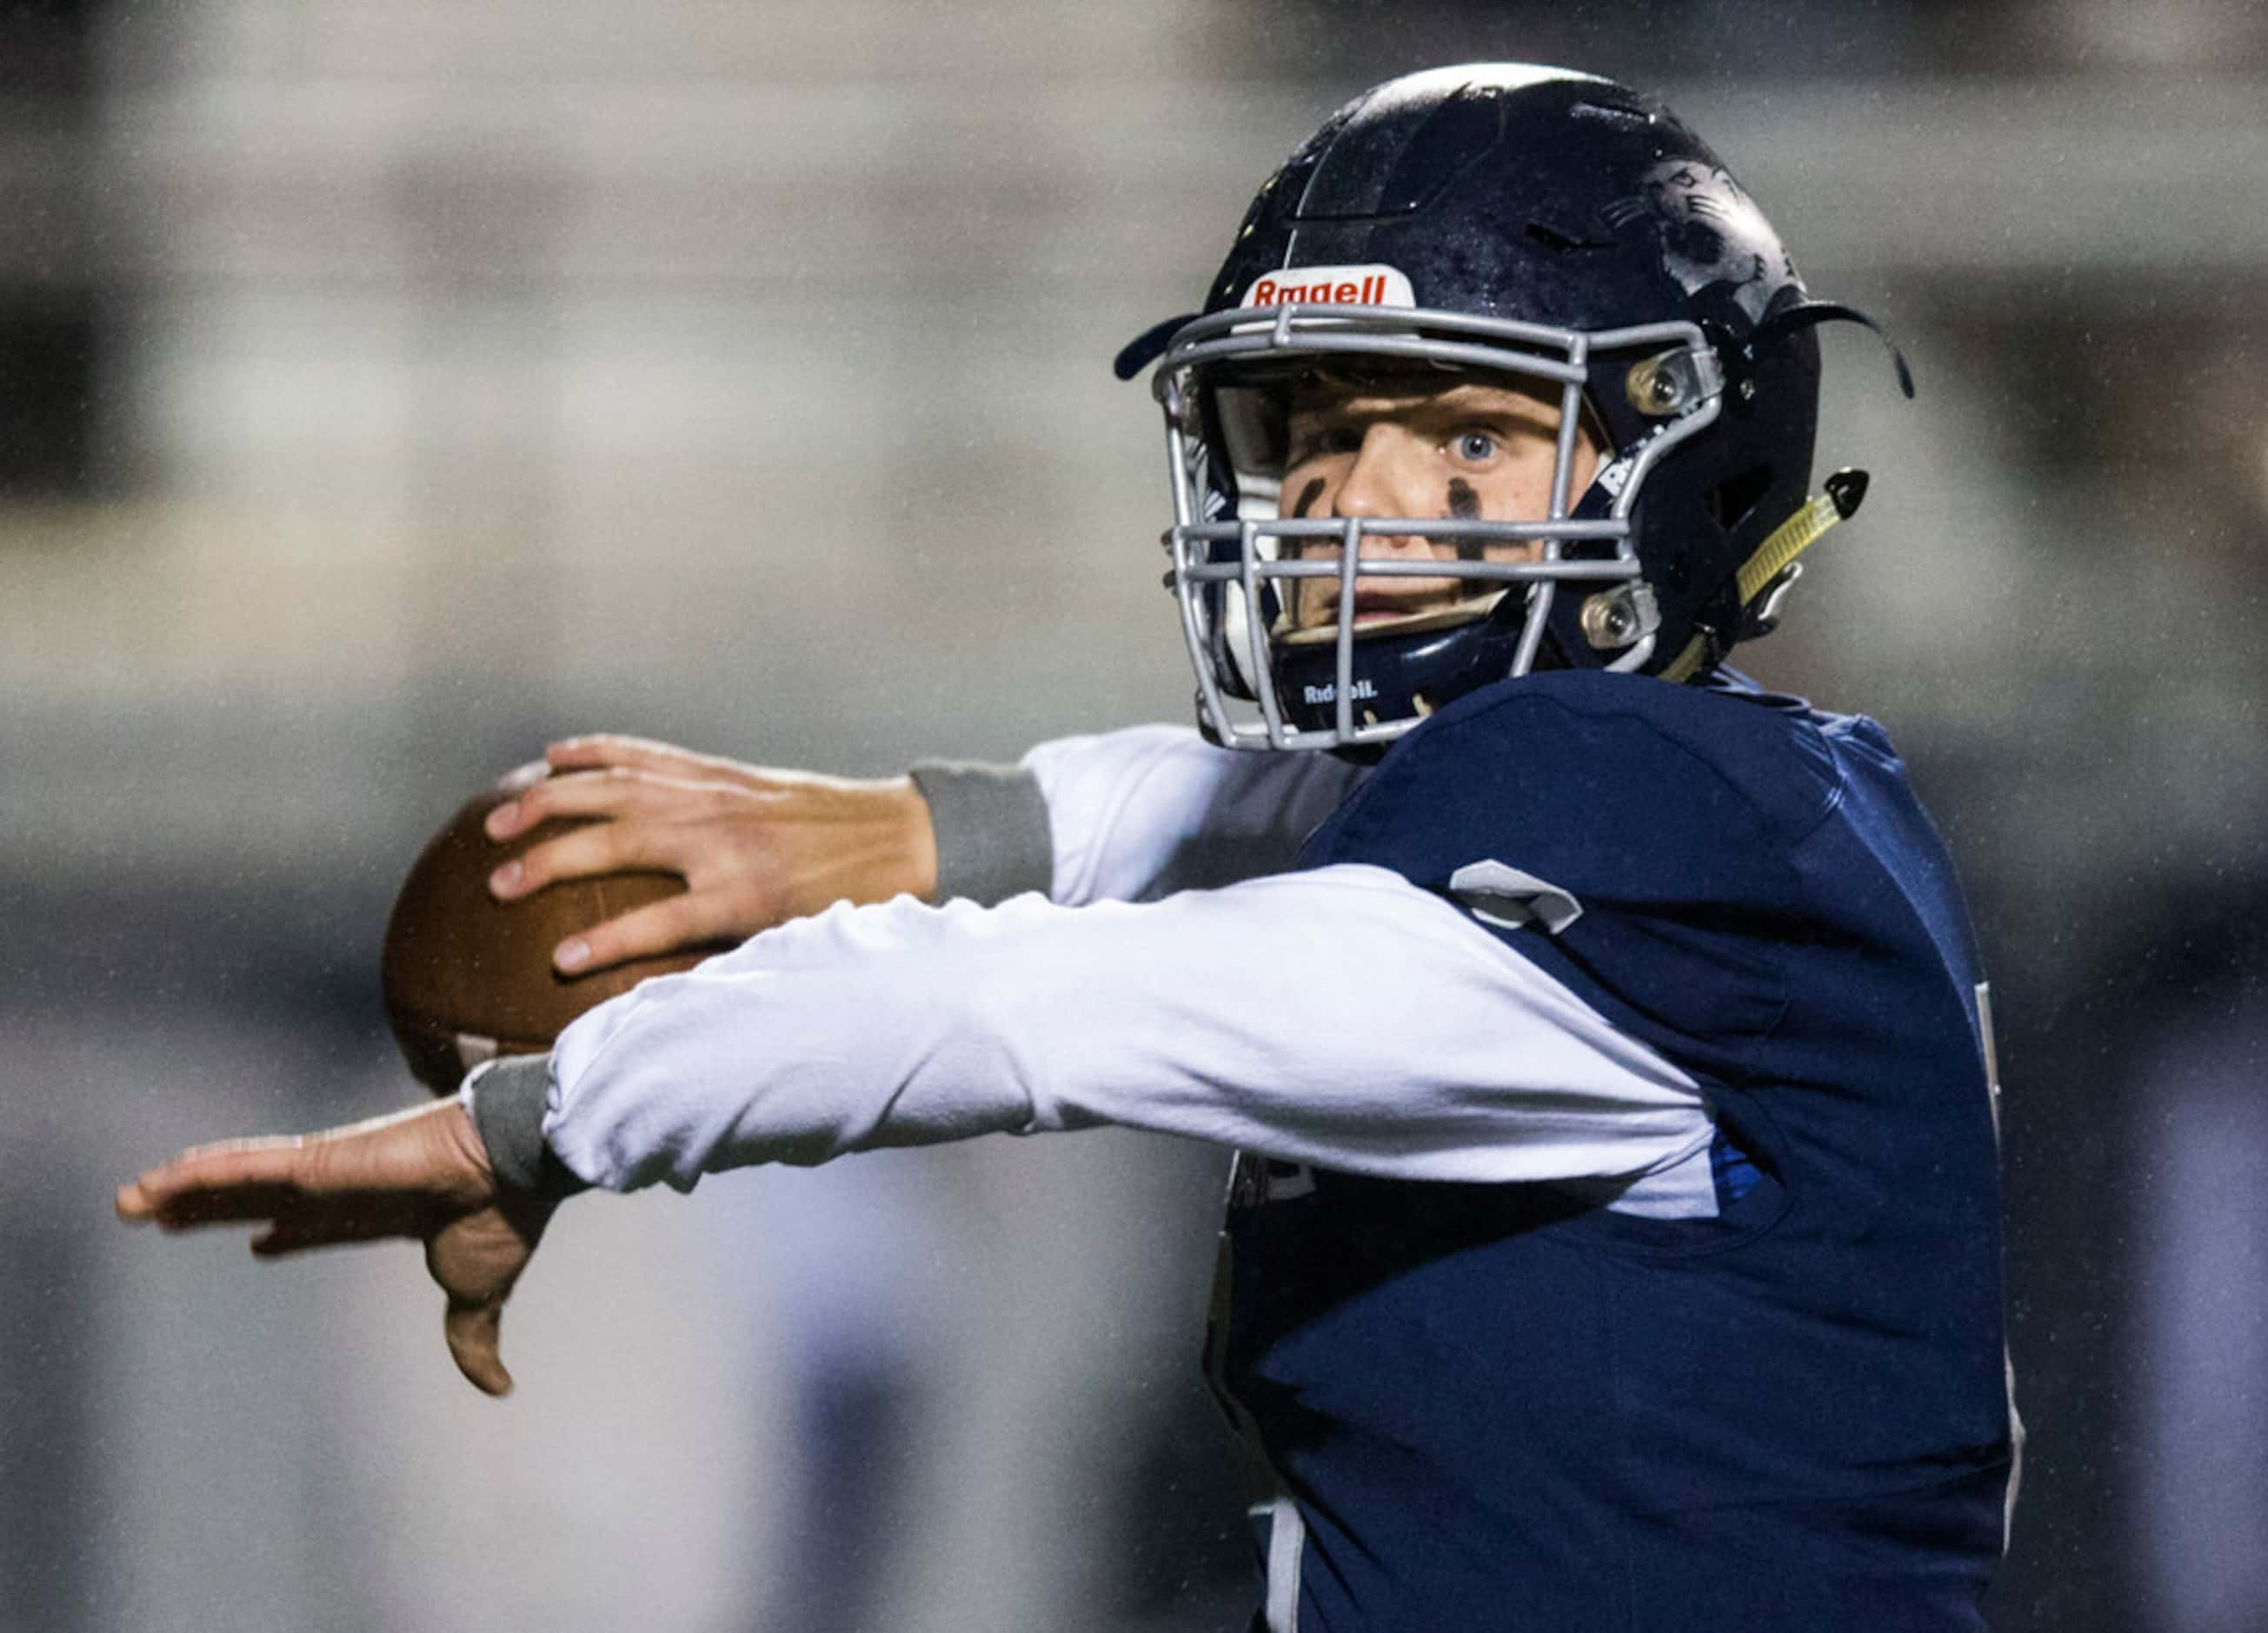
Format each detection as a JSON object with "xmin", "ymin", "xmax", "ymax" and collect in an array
[
  {"xmin": 908, "ymin": 759, "xmax": 1054, "ymax": 905},
  {"xmin": 466, "ymin": 1052, "xmax": 593, "ymax": 1200}
]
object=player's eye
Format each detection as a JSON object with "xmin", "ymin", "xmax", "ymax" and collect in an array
[{"xmin": 1452, "ymin": 430, "xmax": 1500, "ymax": 463}]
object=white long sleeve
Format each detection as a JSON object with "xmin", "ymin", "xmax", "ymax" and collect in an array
[
  {"xmin": 1022, "ymin": 723, "xmax": 1366, "ymax": 904},
  {"xmin": 544, "ymin": 862, "xmax": 1709, "ymax": 1196}
]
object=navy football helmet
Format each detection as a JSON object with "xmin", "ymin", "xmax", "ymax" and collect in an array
[{"xmin": 1117, "ymin": 63, "xmax": 1903, "ymax": 752}]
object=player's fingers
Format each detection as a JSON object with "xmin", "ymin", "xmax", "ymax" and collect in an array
[
  {"xmin": 555, "ymin": 890, "xmax": 739, "ymax": 975},
  {"xmin": 123, "ymin": 1103, "xmax": 481, "ymax": 1223},
  {"xmin": 119, "ymin": 1178, "xmax": 303, "ymax": 1229},
  {"xmin": 243, "ymin": 1189, "xmax": 436, "ymax": 1252},
  {"xmin": 543, "ymin": 734, "xmax": 719, "ymax": 777},
  {"xmin": 490, "ymin": 758, "xmax": 551, "ymax": 797},
  {"xmin": 491, "ymin": 819, "xmax": 676, "ymax": 901},
  {"xmin": 248, "ymin": 1213, "xmax": 353, "ymax": 1257},
  {"xmin": 444, "ymin": 1301, "xmax": 514, "ymax": 1397},
  {"xmin": 549, "ymin": 735, "xmax": 780, "ymax": 795},
  {"xmin": 486, "ymin": 765, "xmax": 641, "ymax": 840},
  {"xmin": 117, "ymin": 1136, "xmax": 314, "ymax": 1223},
  {"xmin": 152, "ymin": 1184, "xmax": 312, "ymax": 1230},
  {"xmin": 487, "ymin": 765, "xmax": 732, "ymax": 848}
]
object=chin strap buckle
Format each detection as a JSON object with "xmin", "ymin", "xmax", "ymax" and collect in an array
[
  {"xmin": 1735, "ymin": 468, "xmax": 1867, "ymax": 607},
  {"xmin": 1658, "ymin": 468, "xmax": 1870, "ymax": 683}
]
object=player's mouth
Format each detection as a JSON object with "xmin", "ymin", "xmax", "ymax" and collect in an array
[
  {"xmin": 1279, "ymin": 588, "xmax": 1508, "ymax": 644},
  {"xmin": 1346, "ymin": 584, "xmax": 1453, "ymax": 621},
  {"xmin": 1353, "ymin": 594, "xmax": 1427, "ymax": 625}
]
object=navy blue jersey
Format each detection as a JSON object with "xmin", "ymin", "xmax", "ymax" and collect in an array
[{"xmin": 1207, "ymin": 669, "xmax": 2012, "ymax": 1631}]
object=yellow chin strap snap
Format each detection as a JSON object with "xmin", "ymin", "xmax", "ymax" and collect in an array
[{"xmin": 1658, "ymin": 468, "xmax": 1869, "ymax": 683}]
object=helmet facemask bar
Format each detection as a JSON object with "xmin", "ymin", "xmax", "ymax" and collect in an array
[{"xmin": 1156, "ymin": 303, "xmax": 1724, "ymax": 752}]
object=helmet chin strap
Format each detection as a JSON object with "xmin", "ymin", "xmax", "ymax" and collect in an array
[
  {"xmin": 1654, "ymin": 306, "xmax": 1914, "ymax": 684},
  {"xmin": 1657, "ymin": 469, "xmax": 1870, "ymax": 684}
]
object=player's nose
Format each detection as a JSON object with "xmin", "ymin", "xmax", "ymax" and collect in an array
[{"xmin": 1330, "ymin": 427, "xmax": 1438, "ymax": 559}]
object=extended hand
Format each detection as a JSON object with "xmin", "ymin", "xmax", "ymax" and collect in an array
[
  {"xmin": 115, "ymin": 1099, "xmax": 548, "ymax": 1396},
  {"xmin": 484, "ymin": 735, "xmax": 939, "ymax": 976}
]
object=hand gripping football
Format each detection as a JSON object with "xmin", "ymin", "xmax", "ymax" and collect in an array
[{"xmin": 382, "ymin": 763, "xmax": 713, "ymax": 1094}]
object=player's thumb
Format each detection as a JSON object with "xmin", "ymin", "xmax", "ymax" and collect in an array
[{"xmin": 444, "ymin": 1299, "xmax": 515, "ymax": 1397}]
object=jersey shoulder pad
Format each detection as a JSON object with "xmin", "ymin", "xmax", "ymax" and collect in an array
[
  {"xmin": 1300, "ymin": 670, "xmax": 1839, "ymax": 1064},
  {"xmin": 1305, "ymin": 670, "xmax": 1838, "ymax": 891}
]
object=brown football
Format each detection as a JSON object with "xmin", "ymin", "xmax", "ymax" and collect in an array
[{"xmin": 382, "ymin": 763, "xmax": 722, "ymax": 1094}]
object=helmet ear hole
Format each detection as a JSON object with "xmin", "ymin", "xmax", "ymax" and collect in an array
[{"xmin": 1706, "ymin": 465, "xmax": 1774, "ymax": 535}]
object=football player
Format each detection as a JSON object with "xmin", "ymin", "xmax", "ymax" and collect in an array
[{"xmin": 118, "ymin": 64, "xmax": 2017, "ymax": 1629}]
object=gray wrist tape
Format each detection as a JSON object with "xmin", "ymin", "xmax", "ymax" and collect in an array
[
  {"xmin": 908, "ymin": 760, "xmax": 1054, "ymax": 905},
  {"xmin": 466, "ymin": 1052, "xmax": 593, "ymax": 1201}
]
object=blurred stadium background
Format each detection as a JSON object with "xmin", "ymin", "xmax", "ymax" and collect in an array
[{"xmin": 4, "ymin": 1, "xmax": 2265, "ymax": 1628}]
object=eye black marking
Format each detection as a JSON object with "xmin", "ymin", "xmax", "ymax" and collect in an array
[{"xmin": 1445, "ymin": 477, "xmax": 1484, "ymax": 562}]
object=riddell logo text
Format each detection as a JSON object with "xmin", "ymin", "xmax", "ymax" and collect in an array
[
  {"xmin": 1240, "ymin": 263, "xmax": 1415, "ymax": 310},
  {"xmin": 1303, "ymin": 679, "xmax": 1379, "ymax": 704},
  {"xmin": 1249, "ymin": 274, "xmax": 1388, "ymax": 306}
]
